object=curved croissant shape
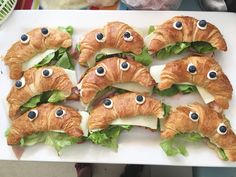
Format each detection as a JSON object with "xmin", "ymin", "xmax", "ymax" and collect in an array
[
  {"xmin": 78, "ymin": 21, "xmax": 144, "ymax": 66},
  {"xmin": 4, "ymin": 27, "xmax": 72, "ymax": 80},
  {"xmin": 7, "ymin": 103, "xmax": 83, "ymax": 145},
  {"xmin": 148, "ymin": 16, "xmax": 227, "ymax": 53},
  {"xmin": 157, "ymin": 56, "xmax": 233, "ymax": 110},
  {"xmin": 78, "ymin": 57, "xmax": 156, "ymax": 105},
  {"xmin": 161, "ymin": 103, "xmax": 236, "ymax": 161},
  {"xmin": 7, "ymin": 66, "xmax": 74, "ymax": 120},
  {"xmin": 89, "ymin": 92, "xmax": 164, "ymax": 131}
]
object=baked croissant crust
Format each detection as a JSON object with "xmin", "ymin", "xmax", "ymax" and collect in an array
[
  {"xmin": 161, "ymin": 103, "xmax": 236, "ymax": 161},
  {"xmin": 7, "ymin": 103, "xmax": 83, "ymax": 145},
  {"xmin": 7, "ymin": 66, "xmax": 74, "ymax": 120},
  {"xmin": 78, "ymin": 21, "xmax": 144, "ymax": 66},
  {"xmin": 78, "ymin": 57, "xmax": 156, "ymax": 105},
  {"xmin": 4, "ymin": 28, "xmax": 72, "ymax": 80},
  {"xmin": 88, "ymin": 92, "xmax": 164, "ymax": 131},
  {"xmin": 148, "ymin": 16, "xmax": 227, "ymax": 53},
  {"xmin": 157, "ymin": 56, "xmax": 233, "ymax": 110}
]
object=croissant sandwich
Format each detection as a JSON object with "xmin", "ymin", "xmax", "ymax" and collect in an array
[
  {"xmin": 7, "ymin": 66, "xmax": 78, "ymax": 120},
  {"xmin": 146, "ymin": 16, "xmax": 227, "ymax": 59},
  {"xmin": 161, "ymin": 103, "xmax": 236, "ymax": 161},
  {"xmin": 4, "ymin": 26, "xmax": 74, "ymax": 80}
]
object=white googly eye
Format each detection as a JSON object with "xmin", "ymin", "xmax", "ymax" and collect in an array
[
  {"xmin": 207, "ymin": 70, "xmax": 217, "ymax": 80},
  {"xmin": 28, "ymin": 110, "xmax": 39, "ymax": 121},
  {"xmin": 187, "ymin": 63, "xmax": 197, "ymax": 75},
  {"xmin": 217, "ymin": 123, "xmax": 227, "ymax": 135},
  {"xmin": 123, "ymin": 31, "xmax": 133, "ymax": 41},
  {"xmin": 95, "ymin": 66, "xmax": 106, "ymax": 77},
  {"xmin": 120, "ymin": 61, "xmax": 130, "ymax": 71},
  {"xmin": 135, "ymin": 95, "xmax": 145, "ymax": 105},
  {"xmin": 55, "ymin": 109, "xmax": 66, "ymax": 118},
  {"xmin": 42, "ymin": 68, "xmax": 53, "ymax": 77},
  {"xmin": 197, "ymin": 20, "xmax": 207, "ymax": 30},
  {"xmin": 20, "ymin": 34, "xmax": 30, "ymax": 44},
  {"xmin": 95, "ymin": 32, "xmax": 106, "ymax": 42},
  {"xmin": 103, "ymin": 98, "xmax": 113, "ymax": 109},
  {"xmin": 173, "ymin": 21, "xmax": 183, "ymax": 30},
  {"xmin": 41, "ymin": 27, "xmax": 50, "ymax": 37},
  {"xmin": 15, "ymin": 77, "xmax": 26, "ymax": 89},
  {"xmin": 189, "ymin": 111, "xmax": 199, "ymax": 122}
]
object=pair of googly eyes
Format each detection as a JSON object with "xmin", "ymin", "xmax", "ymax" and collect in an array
[
  {"xmin": 173, "ymin": 20, "xmax": 207, "ymax": 30},
  {"xmin": 95, "ymin": 31, "xmax": 133, "ymax": 43},
  {"xmin": 20, "ymin": 27, "xmax": 49, "ymax": 44},
  {"xmin": 95, "ymin": 61, "xmax": 130, "ymax": 77},
  {"xmin": 103, "ymin": 95, "xmax": 145, "ymax": 109},
  {"xmin": 187, "ymin": 64, "xmax": 217, "ymax": 80},
  {"xmin": 27, "ymin": 108, "xmax": 66, "ymax": 121}
]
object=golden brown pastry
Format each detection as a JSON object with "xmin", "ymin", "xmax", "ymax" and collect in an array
[
  {"xmin": 89, "ymin": 92, "xmax": 164, "ymax": 131},
  {"xmin": 161, "ymin": 103, "xmax": 236, "ymax": 161},
  {"xmin": 4, "ymin": 27, "xmax": 72, "ymax": 80},
  {"xmin": 148, "ymin": 16, "xmax": 227, "ymax": 53},
  {"xmin": 157, "ymin": 56, "xmax": 233, "ymax": 110},
  {"xmin": 7, "ymin": 103, "xmax": 83, "ymax": 145},
  {"xmin": 78, "ymin": 21, "xmax": 144, "ymax": 66},
  {"xmin": 78, "ymin": 57, "xmax": 155, "ymax": 105},
  {"xmin": 7, "ymin": 66, "xmax": 74, "ymax": 120}
]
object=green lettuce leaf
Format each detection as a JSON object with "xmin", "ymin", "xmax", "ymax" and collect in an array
[
  {"xmin": 175, "ymin": 84, "xmax": 198, "ymax": 94},
  {"xmin": 134, "ymin": 47, "xmax": 152, "ymax": 66},
  {"xmin": 55, "ymin": 51, "xmax": 74, "ymax": 70},
  {"xmin": 48, "ymin": 90, "xmax": 66, "ymax": 103},
  {"xmin": 58, "ymin": 26, "xmax": 74, "ymax": 36},
  {"xmin": 148, "ymin": 25, "xmax": 155, "ymax": 35},
  {"xmin": 162, "ymin": 103, "xmax": 171, "ymax": 118},
  {"xmin": 35, "ymin": 52, "xmax": 55, "ymax": 67},
  {"xmin": 76, "ymin": 44, "xmax": 80, "ymax": 52},
  {"xmin": 191, "ymin": 41, "xmax": 216, "ymax": 53},
  {"xmin": 87, "ymin": 125, "xmax": 132, "ymax": 151},
  {"xmin": 218, "ymin": 148, "xmax": 228, "ymax": 161}
]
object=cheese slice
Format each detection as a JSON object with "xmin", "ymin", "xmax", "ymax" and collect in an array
[
  {"xmin": 79, "ymin": 111, "xmax": 89, "ymax": 137},
  {"xmin": 144, "ymin": 32, "xmax": 155, "ymax": 49},
  {"xmin": 63, "ymin": 69, "xmax": 77, "ymax": 86},
  {"xmin": 150, "ymin": 64, "xmax": 215, "ymax": 104},
  {"xmin": 111, "ymin": 116, "xmax": 158, "ymax": 130},
  {"xmin": 22, "ymin": 49, "xmax": 57, "ymax": 71},
  {"xmin": 112, "ymin": 82, "xmax": 152, "ymax": 94}
]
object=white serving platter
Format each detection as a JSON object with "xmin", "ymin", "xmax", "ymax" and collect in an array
[{"xmin": 0, "ymin": 10, "xmax": 236, "ymax": 167}]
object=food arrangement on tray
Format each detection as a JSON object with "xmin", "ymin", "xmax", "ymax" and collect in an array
[{"xmin": 2, "ymin": 15, "xmax": 235, "ymax": 161}]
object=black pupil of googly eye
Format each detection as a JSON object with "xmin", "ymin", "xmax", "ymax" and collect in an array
[
  {"xmin": 121, "ymin": 62, "xmax": 128, "ymax": 69},
  {"xmin": 136, "ymin": 95, "xmax": 143, "ymax": 102},
  {"xmin": 21, "ymin": 34, "xmax": 28, "ymax": 41},
  {"xmin": 96, "ymin": 33, "xmax": 104, "ymax": 40},
  {"xmin": 124, "ymin": 32, "xmax": 131, "ymax": 38},
  {"xmin": 175, "ymin": 21, "xmax": 182, "ymax": 28},
  {"xmin": 15, "ymin": 80, "xmax": 22, "ymax": 88},
  {"xmin": 96, "ymin": 67, "xmax": 104, "ymax": 74},
  {"xmin": 103, "ymin": 99, "xmax": 111, "ymax": 106},
  {"xmin": 188, "ymin": 65, "xmax": 196, "ymax": 73},
  {"xmin": 43, "ymin": 69, "xmax": 50, "ymax": 76},
  {"xmin": 191, "ymin": 112, "xmax": 198, "ymax": 120},
  {"xmin": 219, "ymin": 125, "xmax": 227, "ymax": 133},
  {"xmin": 209, "ymin": 71, "xmax": 217, "ymax": 78},
  {"xmin": 199, "ymin": 20, "xmax": 207, "ymax": 27},
  {"xmin": 56, "ymin": 109, "xmax": 64, "ymax": 116},
  {"xmin": 28, "ymin": 111, "xmax": 36, "ymax": 119},
  {"xmin": 41, "ymin": 28, "xmax": 49, "ymax": 35}
]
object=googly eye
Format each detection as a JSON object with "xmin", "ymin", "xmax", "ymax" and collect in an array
[
  {"xmin": 95, "ymin": 66, "xmax": 106, "ymax": 77},
  {"xmin": 217, "ymin": 123, "xmax": 227, "ymax": 135},
  {"xmin": 20, "ymin": 34, "xmax": 30, "ymax": 44},
  {"xmin": 173, "ymin": 21, "xmax": 183, "ymax": 30},
  {"xmin": 187, "ymin": 63, "xmax": 197, "ymax": 74},
  {"xmin": 120, "ymin": 61, "xmax": 130, "ymax": 71},
  {"xmin": 42, "ymin": 68, "xmax": 53, "ymax": 77},
  {"xmin": 103, "ymin": 98, "xmax": 113, "ymax": 109},
  {"xmin": 95, "ymin": 32, "xmax": 105, "ymax": 42},
  {"xmin": 207, "ymin": 70, "xmax": 217, "ymax": 80},
  {"xmin": 123, "ymin": 31, "xmax": 133, "ymax": 42},
  {"xmin": 15, "ymin": 77, "xmax": 26, "ymax": 89},
  {"xmin": 135, "ymin": 95, "xmax": 145, "ymax": 105},
  {"xmin": 55, "ymin": 109, "xmax": 66, "ymax": 118},
  {"xmin": 41, "ymin": 27, "xmax": 49, "ymax": 37},
  {"xmin": 197, "ymin": 20, "xmax": 207, "ymax": 30},
  {"xmin": 189, "ymin": 111, "xmax": 199, "ymax": 122},
  {"xmin": 28, "ymin": 110, "xmax": 39, "ymax": 121}
]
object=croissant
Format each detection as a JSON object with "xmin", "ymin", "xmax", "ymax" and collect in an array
[
  {"xmin": 157, "ymin": 56, "xmax": 233, "ymax": 110},
  {"xmin": 78, "ymin": 57, "xmax": 156, "ymax": 105},
  {"xmin": 4, "ymin": 27, "xmax": 72, "ymax": 80},
  {"xmin": 148, "ymin": 16, "xmax": 227, "ymax": 53},
  {"xmin": 161, "ymin": 103, "xmax": 236, "ymax": 161},
  {"xmin": 78, "ymin": 21, "xmax": 144, "ymax": 66},
  {"xmin": 89, "ymin": 92, "xmax": 164, "ymax": 131},
  {"xmin": 7, "ymin": 66, "xmax": 74, "ymax": 120},
  {"xmin": 7, "ymin": 103, "xmax": 83, "ymax": 145}
]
